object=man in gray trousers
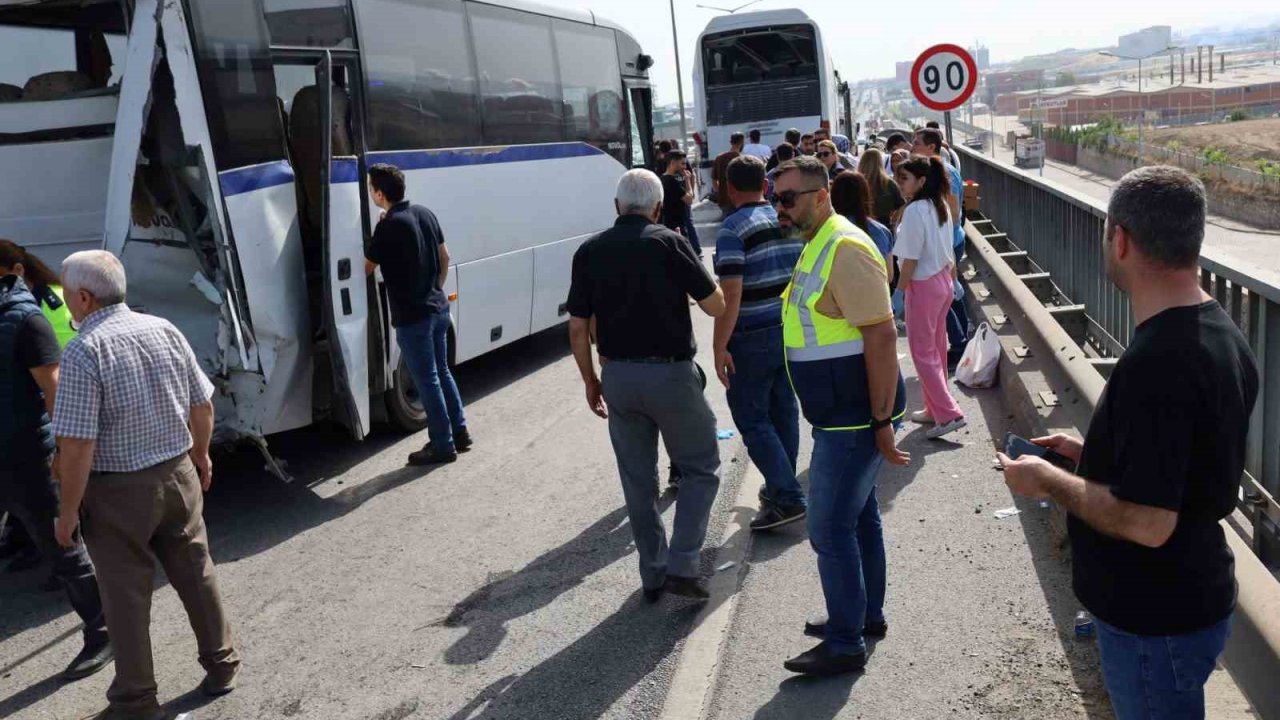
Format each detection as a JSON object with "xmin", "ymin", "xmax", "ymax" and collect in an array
[{"xmin": 568, "ymin": 169, "xmax": 726, "ymax": 601}]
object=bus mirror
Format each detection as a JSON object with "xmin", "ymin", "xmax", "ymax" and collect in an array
[{"xmin": 636, "ymin": 54, "xmax": 654, "ymax": 72}]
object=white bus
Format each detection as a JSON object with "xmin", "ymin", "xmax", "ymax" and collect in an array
[
  {"xmin": 692, "ymin": 8, "xmax": 840, "ymax": 181},
  {"xmin": 0, "ymin": 0, "xmax": 655, "ymax": 475}
]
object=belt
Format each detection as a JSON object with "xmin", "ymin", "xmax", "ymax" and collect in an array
[{"xmin": 607, "ymin": 356, "xmax": 691, "ymax": 364}]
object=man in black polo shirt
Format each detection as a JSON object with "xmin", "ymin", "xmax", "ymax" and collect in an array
[
  {"xmin": 567, "ymin": 169, "xmax": 726, "ymax": 602},
  {"xmin": 1000, "ymin": 166, "xmax": 1258, "ymax": 720},
  {"xmin": 365, "ymin": 164, "xmax": 471, "ymax": 466}
]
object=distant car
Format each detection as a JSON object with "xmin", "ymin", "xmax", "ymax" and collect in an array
[{"xmin": 962, "ymin": 137, "xmax": 984, "ymax": 151}]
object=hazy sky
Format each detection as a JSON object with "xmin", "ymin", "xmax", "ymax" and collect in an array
[{"xmin": 573, "ymin": 0, "xmax": 1280, "ymax": 105}]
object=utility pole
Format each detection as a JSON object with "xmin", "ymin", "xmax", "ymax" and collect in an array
[
  {"xmin": 669, "ymin": 0, "xmax": 689, "ymax": 151},
  {"xmin": 1101, "ymin": 46, "xmax": 1176, "ymax": 162}
]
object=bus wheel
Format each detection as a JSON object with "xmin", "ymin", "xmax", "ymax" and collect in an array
[{"xmin": 384, "ymin": 355, "xmax": 429, "ymax": 433}]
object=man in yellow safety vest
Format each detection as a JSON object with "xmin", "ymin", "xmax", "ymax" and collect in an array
[{"xmin": 772, "ymin": 156, "xmax": 911, "ymax": 676}]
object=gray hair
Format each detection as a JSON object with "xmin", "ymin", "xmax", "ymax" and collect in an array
[
  {"xmin": 62, "ymin": 250, "xmax": 126, "ymax": 305},
  {"xmin": 615, "ymin": 169, "xmax": 664, "ymax": 216},
  {"xmin": 1107, "ymin": 165, "xmax": 1205, "ymax": 269}
]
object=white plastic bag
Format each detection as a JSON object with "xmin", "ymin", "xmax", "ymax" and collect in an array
[{"xmin": 955, "ymin": 322, "xmax": 1000, "ymax": 389}]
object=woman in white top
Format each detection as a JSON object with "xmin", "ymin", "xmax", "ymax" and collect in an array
[{"xmin": 892, "ymin": 155, "xmax": 966, "ymax": 439}]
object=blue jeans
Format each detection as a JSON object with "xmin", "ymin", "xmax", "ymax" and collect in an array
[
  {"xmin": 683, "ymin": 215, "xmax": 702, "ymax": 255},
  {"xmin": 395, "ymin": 309, "xmax": 467, "ymax": 453},
  {"xmin": 725, "ymin": 325, "xmax": 802, "ymax": 507},
  {"xmin": 1095, "ymin": 615, "xmax": 1231, "ymax": 720},
  {"xmin": 807, "ymin": 428, "xmax": 886, "ymax": 656}
]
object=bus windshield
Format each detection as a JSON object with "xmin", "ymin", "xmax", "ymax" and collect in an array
[{"xmin": 701, "ymin": 25, "xmax": 817, "ymax": 87}]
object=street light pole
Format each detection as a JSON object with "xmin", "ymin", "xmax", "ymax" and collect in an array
[
  {"xmin": 1138, "ymin": 57, "xmax": 1144, "ymax": 162},
  {"xmin": 1101, "ymin": 46, "xmax": 1177, "ymax": 164},
  {"xmin": 669, "ymin": 0, "xmax": 689, "ymax": 150}
]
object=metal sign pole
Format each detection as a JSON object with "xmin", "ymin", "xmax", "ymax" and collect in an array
[{"xmin": 944, "ymin": 110, "xmax": 953, "ymax": 147}]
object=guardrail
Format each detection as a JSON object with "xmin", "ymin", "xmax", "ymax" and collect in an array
[
  {"xmin": 957, "ymin": 144, "xmax": 1280, "ymax": 718},
  {"xmin": 958, "ymin": 145, "xmax": 1280, "ymax": 565}
]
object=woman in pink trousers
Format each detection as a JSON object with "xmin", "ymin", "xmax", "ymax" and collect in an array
[{"xmin": 892, "ymin": 155, "xmax": 966, "ymax": 440}]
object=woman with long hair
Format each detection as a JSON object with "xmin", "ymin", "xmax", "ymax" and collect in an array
[
  {"xmin": 0, "ymin": 240, "xmax": 76, "ymax": 348},
  {"xmin": 857, "ymin": 149, "xmax": 904, "ymax": 229},
  {"xmin": 830, "ymin": 172, "xmax": 892, "ymax": 263},
  {"xmin": 892, "ymin": 156, "xmax": 965, "ymax": 440}
]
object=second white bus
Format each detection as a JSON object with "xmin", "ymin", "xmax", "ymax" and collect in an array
[{"xmin": 692, "ymin": 8, "xmax": 840, "ymax": 179}]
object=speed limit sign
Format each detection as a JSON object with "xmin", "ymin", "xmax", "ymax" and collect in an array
[{"xmin": 910, "ymin": 44, "xmax": 978, "ymax": 112}]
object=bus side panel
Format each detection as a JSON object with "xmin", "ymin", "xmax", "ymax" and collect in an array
[
  {"xmin": 374, "ymin": 145, "xmax": 619, "ymax": 266},
  {"xmin": 0, "ymin": 136, "xmax": 112, "ymax": 267},
  {"xmin": 455, "ymin": 249, "xmax": 533, "ymax": 364},
  {"xmin": 219, "ymin": 162, "xmax": 314, "ymax": 436},
  {"xmin": 531, "ymin": 232, "xmax": 593, "ymax": 335}
]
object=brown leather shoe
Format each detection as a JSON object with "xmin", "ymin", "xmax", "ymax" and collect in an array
[{"xmin": 202, "ymin": 661, "xmax": 241, "ymax": 697}]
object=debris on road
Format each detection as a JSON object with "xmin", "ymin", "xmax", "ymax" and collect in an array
[
  {"xmin": 716, "ymin": 429, "xmax": 736, "ymax": 440},
  {"xmin": 993, "ymin": 507, "xmax": 1022, "ymax": 519}
]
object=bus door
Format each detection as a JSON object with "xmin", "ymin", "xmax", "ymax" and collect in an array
[
  {"xmin": 624, "ymin": 81, "xmax": 654, "ymax": 169},
  {"xmin": 304, "ymin": 51, "xmax": 370, "ymax": 439}
]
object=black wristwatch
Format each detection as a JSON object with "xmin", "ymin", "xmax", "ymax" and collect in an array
[{"xmin": 869, "ymin": 415, "xmax": 893, "ymax": 431}]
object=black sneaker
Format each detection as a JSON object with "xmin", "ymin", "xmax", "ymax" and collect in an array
[
  {"xmin": 750, "ymin": 504, "xmax": 806, "ymax": 532},
  {"xmin": 407, "ymin": 444, "xmax": 458, "ymax": 466},
  {"xmin": 62, "ymin": 638, "xmax": 113, "ymax": 681},
  {"xmin": 667, "ymin": 465, "xmax": 682, "ymax": 491},
  {"xmin": 783, "ymin": 641, "xmax": 868, "ymax": 676},
  {"xmin": 804, "ymin": 618, "xmax": 888, "ymax": 639},
  {"xmin": 643, "ymin": 585, "xmax": 665, "ymax": 604},
  {"xmin": 454, "ymin": 429, "xmax": 473, "ymax": 453}
]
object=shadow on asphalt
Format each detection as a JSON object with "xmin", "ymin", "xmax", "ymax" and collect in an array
[
  {"xmin": 443, "ymin": 593, "xmax": 703, "ymax": 720},
  {"xmin": 437, "ymin": 500, "xmax": 670, "ymax": 666},
  {"xmin": 0, "ymin": 325, "xmax": 573, "ymax": 668},
  {"xmin": 440, "ymin": 450, "xmax": 749, "ymax": 719}
]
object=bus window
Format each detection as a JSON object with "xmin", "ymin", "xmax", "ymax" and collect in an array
[
  {"xmin": 0, "ymin": 1, "xmax": 127, "ymax": 99},
  {"xmin": 262, "ymin": 0, "xmax": 354, "ymax": 49},
  {"xmin": 700, "ymin": 25, "xmax": 821, "ymax": 127},
  {"xmin": 554, "ymin": 20, "xmax": 625, "ymax": 164},
  {"xmin": 468, "ymin": 3, "xmax": 565, "ymax": 146},
  {"xmin": 187, "ymin": 0, "xmax": 289, "ymax": 170},
  {"xmin": 357, "ymin": 0, "xmax": 481, "ymax": 151},
  {"xmin": 702, "ymin": 25, "xmax": 818, "ymax": 85}
]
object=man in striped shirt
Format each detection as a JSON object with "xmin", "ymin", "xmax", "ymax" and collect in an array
[{"xmin": 712, "ymin": 155, "xmax": 807, "ymax": 531}]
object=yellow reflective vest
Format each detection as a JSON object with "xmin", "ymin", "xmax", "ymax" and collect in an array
[{"xmin": 782, "ymin": 214, "xmax": 906, "ymax": 431}]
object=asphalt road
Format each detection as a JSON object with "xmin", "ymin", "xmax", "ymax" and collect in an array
[
  {"xmin": 0, "ymin": 203, "xmax": 1256, "ymax": 719},
  {"xmin": 0, "ymin": 207, "xmax": 744, "ymax": 720}
]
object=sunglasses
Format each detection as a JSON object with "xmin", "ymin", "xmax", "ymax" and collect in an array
[
  {"xmin": 772, "ymin": 188, "xmax": 820, "ymax": 209},
  {"xmin": 817, "ymin": 151, "xmax": 833, "ymax": 158}
]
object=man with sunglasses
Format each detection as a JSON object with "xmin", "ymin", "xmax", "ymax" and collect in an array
[{"xmin": 772, "ymin": 156, "xmax": 910, "ymax": 676}]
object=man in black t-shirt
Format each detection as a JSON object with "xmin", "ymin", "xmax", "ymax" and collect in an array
[
  {"xmin": 0, "ymin": 272, "xmax": 110, "ymax": 681},
  {"xmin": 567, "ymin": 169, "xmax": 726, "ymax": 602},
  {"xmin": 365, "ymin": 164, "xmax": 471, "ymax": 465},
  {"xmin": 999, "ymin": 166, "xmax": 1258, "ymax": 720},
  {"xmin": 660, "ymin": 150, "xmax": 693, "ymax": 236}
]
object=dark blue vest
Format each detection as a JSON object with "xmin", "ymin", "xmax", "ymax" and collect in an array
[{"xmin": 0, "ymin": 275, "xmax": 56, "ymax": 462}]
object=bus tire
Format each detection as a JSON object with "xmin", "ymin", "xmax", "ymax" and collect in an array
[
  {"xmin": 384, "ymin": 354, "xmax": 429, "ymax": 433},
  {"xmin": 382, "ymin": 326, "xmax": 457, "ymax": 433}
]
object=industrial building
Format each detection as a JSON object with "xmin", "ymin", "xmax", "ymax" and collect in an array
[{"xmin": 999, "ymin": 63, "xmax": 1280, "ymax": 125}]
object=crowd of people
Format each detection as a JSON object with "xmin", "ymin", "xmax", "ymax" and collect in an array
[
  {"xmin": 570, "ymin": 122, "xmax": 1258, "ymax": 717},
  {"xmin": 0, "ymin": 118, "xmax": 1258, "ymax": 718}
]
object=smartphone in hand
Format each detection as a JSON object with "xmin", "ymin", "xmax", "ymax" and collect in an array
[{"xmin": 1004, "ymin": 433, "xmax": 1077, "ymax": 472}]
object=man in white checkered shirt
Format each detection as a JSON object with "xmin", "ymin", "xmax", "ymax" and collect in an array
[{"xmin": 51, "ymin": 250, "xmax": 240, "ymax": 720}]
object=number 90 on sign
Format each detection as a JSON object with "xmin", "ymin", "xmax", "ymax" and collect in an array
[{"xmin": 911, "ymin": 44, "xmax": 977, "ymax": 112}]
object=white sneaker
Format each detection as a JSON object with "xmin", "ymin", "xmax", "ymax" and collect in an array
[
  {"xmin": 925, "ymin": 417, "xmax": 967, "ymax": 440},
  {"xmin": 909, "ymin": 410, "xmax": 935, "ymax": 425}
]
